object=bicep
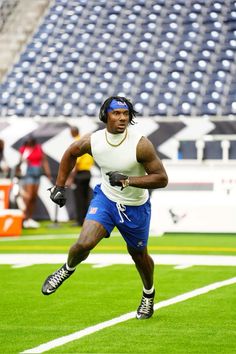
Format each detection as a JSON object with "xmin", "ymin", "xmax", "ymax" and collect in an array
[
  {"xmin": 137, "ymin": 137, "xmax": 166, "ymax": 175},
  {"xmin": 68, "ymin": 134, "xmax": 92, "ymax": 158}
]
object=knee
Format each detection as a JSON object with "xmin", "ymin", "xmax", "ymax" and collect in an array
[
  {"xmin": 31, "ymin": 195, "xmax": 37, "ymax": 203},
  {"xmin": 129, "ymin": 250, "xmax": 146, "ymax": 264},
  {"xmin": 129, "ymin": 248, "xmax": 154, "ymax": 267},
  {"xmin": 71, "ymin": 239, "xmax": 93, "ymax": 255},
  {"xmin": 28, "ymin": 193, "xmax": 37, "ymax": 203}
]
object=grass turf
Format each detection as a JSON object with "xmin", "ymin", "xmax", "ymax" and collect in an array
[
  {"xmin": 0, "ymin": 264, "xmax": 235, "ymax": 353},
  {"xmin": 0, "ymin": 224, "xmax": 236, "ymax": 353}
]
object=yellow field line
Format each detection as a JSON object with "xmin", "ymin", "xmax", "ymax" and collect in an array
[{"xmin": 0, "ymin": 245, "xmax": 236, "ymax": 252}]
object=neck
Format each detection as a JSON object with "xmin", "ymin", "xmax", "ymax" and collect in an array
[{"xmin": 105, "ymin": 129, "xmax": 128, "ymax": 147}]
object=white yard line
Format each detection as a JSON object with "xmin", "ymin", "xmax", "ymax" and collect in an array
[
  {"xmin": 0, "ymin": 232, "xmax": 122, "ymax": 241},
  {"xmin": 1, "ymin": 253, "xmax": 236, "ymax": 267},
  {"xmin": 0, "ymin": 235, "xmax": 77, "ymax": 241},
  {"xmin": 21, "ymin": 276, "xmax": 236, "ymax": 354}
]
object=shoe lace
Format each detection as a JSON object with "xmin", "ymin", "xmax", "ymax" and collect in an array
[
  {"xmin": 138, "ymin": 295, "xmax": 154, "ymax": 315},
  {"xmin": 48, "ymin": 268, "xmax": 70, "ymax": 288}
]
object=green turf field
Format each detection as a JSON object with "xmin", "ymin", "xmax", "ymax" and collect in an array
[{"xmin": 0, "ymin": 223, "xmax": 236, "ymax": 353}]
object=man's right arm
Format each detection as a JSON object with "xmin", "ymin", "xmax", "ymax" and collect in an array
[{"xmin": 56, "ymin": 133, "xmax": 92, "ymax": 187}]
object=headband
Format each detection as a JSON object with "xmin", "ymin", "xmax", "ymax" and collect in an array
[{"xmin": 107, "ymin": 99, "xmax": 129, "ymax": 112}]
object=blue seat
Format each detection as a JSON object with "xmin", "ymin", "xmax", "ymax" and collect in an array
[
  {"xmin": 145, "ymin": 60, "xmax": 165, "ymax": 74},
  {"xmin": 40, "ymin": 92, "xmax": 58, "ymax": 105},
  {"xmin": 157, "ymin": 91, "xmax": 175, "ymax": 105},
  {"xmin": 183, "ymin": 81, "xmax": 201, "ymax": 94},
  {"xmin": 202, "ymin": 92, "xmax": 221, "ymax": 104},
  {"xmin": 84, "ymin": 102, "xmax": 99, "ymax": 116},
  {"xmin": 201, "ymin": 102, "xmax": 220, "ymax": 115},
  {"xmin": 164, "ymin": 70, "xmax": 184, "ymax": 83},
  {"xmin": 173, "ymin": 104, "xmax": 195, "ymax": 116},
  {"xmin": 148, "ymin": 103, "xmax": 168, "ymax": 116},
  {"xmin": 0, "ymin": 91, "xmax": 11, "ymax": 105},
  {"xmin": 180, "ymin": 91, "xmax": 198, "ymax": 104}
]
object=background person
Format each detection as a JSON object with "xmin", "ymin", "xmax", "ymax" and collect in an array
[
  {"xmin": 68, "ymin": 126, "xmax": 94, "ymax": 226},
  {"xmin": 17, "ymin": 135, "xmax": 51, "ymax": 228},
  {"xmin": 42, "ymin": 96, "xmax": 168, "ymax": 320},
  {"xmin": 0, "ymin": 139, "xmax": 10, "ymax": 178}
]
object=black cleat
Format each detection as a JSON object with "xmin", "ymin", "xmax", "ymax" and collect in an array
[
  {"xmin": 41, "ymin": 264, "xmax": 75, "ymax": 295},
  {"xmin": 136, "ymin": 291, "xmax": 155, "ymax": 319}
]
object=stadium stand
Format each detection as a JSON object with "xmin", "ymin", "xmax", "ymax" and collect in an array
[
  {"xmin": 0, "ymin": 0, "xmax": 50, "ymax": 81},
  {"xmin": 0, "ymin": 0, "xmax": 18, "ymax": 31},
  {"xmin": 1, "ymin": 0, "xmax": 236, "ymax": 118}
]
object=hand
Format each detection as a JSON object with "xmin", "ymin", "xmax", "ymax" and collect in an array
[
  {"xmin": 48, "ymin": 186, "xmax": 66, "ymax": 207},
  {"xmin": 106, "ymin": 171, "xmax": 129, "ymax": 190}
]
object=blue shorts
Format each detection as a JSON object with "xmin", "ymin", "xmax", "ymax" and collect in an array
[
  {"xmin": 21, "ymin": 166, "xmax": 42, "ymax": 185},
  {"xmin": 21, "ymin": 175, "xmax": 41, "ymax": 185},
  {"xmin": 85, "ymin": 185, "xmax": 151, "ymax": 249}
]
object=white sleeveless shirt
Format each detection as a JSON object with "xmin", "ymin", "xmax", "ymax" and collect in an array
[{"xmin": 91, "ymin": 127, "xmax": 149, "ymax": 205}]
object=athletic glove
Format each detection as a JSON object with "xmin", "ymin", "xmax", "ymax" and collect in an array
[
  {"xmin": 106, "ymin": 171, "xmax": 129, "ymax": 190},
  {"xmin": 48, "ymin": 185, "xmax": 67, "ymax": 207}
]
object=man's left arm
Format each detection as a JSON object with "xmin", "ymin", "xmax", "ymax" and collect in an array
[{"xmin": 128, "ymin": 136, "xmax": 168, "ymax": 189}]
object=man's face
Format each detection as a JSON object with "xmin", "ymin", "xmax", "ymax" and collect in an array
[{"xmin": 106, "ymin": 109, "xmax": 129, "ymax": 133}]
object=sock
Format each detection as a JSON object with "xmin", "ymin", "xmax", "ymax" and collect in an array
[
  {"xmin": 65, "ymin": 263, "xmax": 76, "ymax": 272},
  {"xmin": 143, "ymin": 285, "xmax": 155, "ymax": 296}
]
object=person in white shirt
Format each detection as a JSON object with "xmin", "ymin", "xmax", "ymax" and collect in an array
[{"xmin": 42, "ymin": 96, "xmax": 168, "ymax": 320}]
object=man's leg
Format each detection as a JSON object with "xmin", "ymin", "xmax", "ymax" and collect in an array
[
  {"xmin": 127, "ymin": 245, "xmax": 154, "ymax": 290},
  {"xmin": 67, "ymin": 220, "xmax": 107, "ymax": 267},
  {"xmin": 127, "ymin": 245, "xmax": 155, "ymax": 319},
  {"xmin": 41, "ymin": 220, "xmax": 107, "ymax": 295}
]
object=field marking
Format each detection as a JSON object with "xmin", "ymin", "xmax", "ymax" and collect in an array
[
  {"xmin": 1, "ymin": 243, "xmax": 236, "ymax": 253},
  {"xmin": 1, "ymin": 234, "xmax": 236, "ymax": 253},
  {"xmin": 0, "ymin": 234, "xmax": 77, "ymax": 241},
  {"xmin": 21, "ymin": 276, "xmax": 236, "ymax": 354},
  {"xmin": 2, "ymin": 244, "xmax": 236, "ymax": 252},
  {"xmin": 1, "ymin": 253, "xmax": 236, "ymax": 267},
  {"xmin": 0, "ymin": 232, "xmax": 121, "ymax": 241}
]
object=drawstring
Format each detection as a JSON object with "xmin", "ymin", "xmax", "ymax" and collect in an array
[{"xmin": 116, "ymin": 203, "xmax": 131, "ymax": 223}]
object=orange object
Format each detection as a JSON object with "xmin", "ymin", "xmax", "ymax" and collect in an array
[
  {"xmin": 0, "ymin": 179, "xmax": 12, "ymax": 209},
  {"xmin": 0, "ymin": 209, "xmax": 23, "ymax": 236}
]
